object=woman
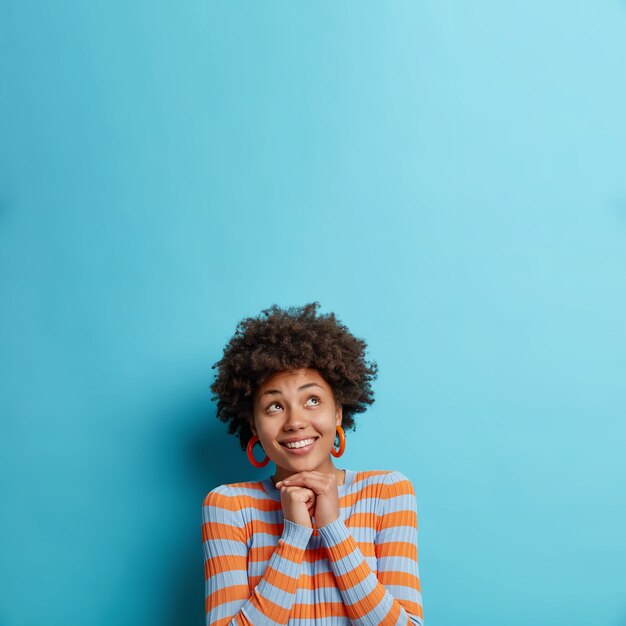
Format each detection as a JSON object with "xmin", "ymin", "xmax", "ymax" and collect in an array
[{"xmin": 202, "ymin": 303, "xmax": 424, "ymax": 625}]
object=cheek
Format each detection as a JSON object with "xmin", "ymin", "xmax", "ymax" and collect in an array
[
  {"xmin": 318, "ymin": 418, "xmax": 339, "ymax": 436},
  {"xmin": 256, "ymin": 422, "xmax": 277, "ymax": 442}
]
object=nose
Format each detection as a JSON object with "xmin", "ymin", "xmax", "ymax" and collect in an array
[{"xmin": 283, "ymin": 406, "xmax": 308, "ymax": 431}]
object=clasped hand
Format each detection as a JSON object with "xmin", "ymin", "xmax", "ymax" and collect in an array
[{"xmin": 276, "ymin": 471, "xmax": 340, "ymax": 529}]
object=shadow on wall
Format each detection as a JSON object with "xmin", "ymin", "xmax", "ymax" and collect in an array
[{"xmin": 159, "ymin": 395, "xmax": 261, "ymax": 626}]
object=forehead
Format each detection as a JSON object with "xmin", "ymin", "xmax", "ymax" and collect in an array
[{"xmin": 256, "ymin": 368, "xmax": 330, "ymax": 393}]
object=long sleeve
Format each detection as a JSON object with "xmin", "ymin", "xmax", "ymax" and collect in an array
[
  {"xmin": 202, "ymin": 486, "xmax": 313, "ymax": 626},
  {"xmin": 317, "ymin": 471, "xmax": 424, "ymax": 626}
]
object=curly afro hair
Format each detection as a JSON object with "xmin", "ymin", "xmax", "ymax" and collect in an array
[{"xmin": 210, "ymin": 302, "xmax": 378, "ymax": 451}]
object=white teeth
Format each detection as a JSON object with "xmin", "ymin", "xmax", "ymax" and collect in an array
[{"xmin": 284, "ymin": 438, "xmax": 316, "ymax": 449}]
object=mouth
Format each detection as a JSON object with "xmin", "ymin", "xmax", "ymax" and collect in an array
[{"xmin": 279, "ymin": 437, "xmax": 319, "ymax": 455}]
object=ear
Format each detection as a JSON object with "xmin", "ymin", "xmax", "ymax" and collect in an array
[{"xmin": 335, "ymin": 404, "xmax": 343, "ymax": 426}]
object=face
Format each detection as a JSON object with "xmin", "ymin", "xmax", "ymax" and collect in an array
[{"xmin": 251, "ymin": 368, "xmax": 343, "ymax": 482}]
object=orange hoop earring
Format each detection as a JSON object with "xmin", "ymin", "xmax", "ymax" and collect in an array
[
  {"xmin": 330, "ymin": 425, "xmax": 345, "ymax": 458},
  {"xmin": 247, "ymin": 435, "xmax": 270, "ymax": 468}
]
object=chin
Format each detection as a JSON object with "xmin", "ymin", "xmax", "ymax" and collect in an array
[{"xmin": 291, "ymin": 458, "xmax": 316, "ymax": 467}]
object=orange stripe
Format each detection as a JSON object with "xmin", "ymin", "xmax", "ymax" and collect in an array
[
  {"xmin": 205, "ymin": 583, "xmax": 249, "ymax": 611},
  {"xmin": 202, "ymin": 521, "xmax": 244, "ymax": 542},
  {"xmin": 202, "ymin": 519, "xmax": 283, "ymax": 541},
  {"xmin": 380, "ymin": 479, "xmax": 415, "ymax": 500},
  {"xmin": 204, "ymin": 491, "xmax": 281, "ymax": 514},
  {"xmin": 399, "ymin": 599, "xmax": 424, "ymax": 617},
  {"xmin": 375, "ymin": 540, "xmax": 418, "ymax": 559},
  {"xmin": 379, "ymin": 510, "xmax": 417, "ymax": 530},
  {"xmin": 377, "ymin": 570, "xmax": 422, "ymax": 591},
  {"xmin": 354, "ymin": 470, "xmax": 391, "ymax": 482},
  {"xmin": 203, "ymin": 491, "xmax": 237, "ymax": 510},
  {"xmin": 258, "ymin": 594, "xmax": 291, "ymax": 623},
  {"xmin": 347, "ymin": 511, "xmax": 379, "ymax": 528},
  {"xmin": 204, "ymin": 554, "xmax": 247, "ymax": 579},
  {"xmin": 334, "ymin": 558, "xmax": 373, "ymax": 591},
  {"xmin": 325, "ymin": 534, "xmax": 356, "ymax": 559},
  {"xmin": 261, "ymin": 564, "xmax": 302, "ymax": 592}
]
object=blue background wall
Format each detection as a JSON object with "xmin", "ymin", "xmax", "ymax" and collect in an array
[{"xmin": 1, "ymin": 2, "xmax": 625, "ymax": 625}]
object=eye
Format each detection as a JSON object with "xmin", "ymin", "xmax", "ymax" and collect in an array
[
  {"xmin": 306, "ymin": 396, "xmax": 321, "ymax": 406},
  {"xmin": 266, "ymin": 402, "xmax": 282, "ymax": 413}
]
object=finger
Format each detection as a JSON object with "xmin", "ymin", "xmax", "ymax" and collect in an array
[
  {"xmin": 276, "ymin": 475, "xmax": 334, "ymax": 494},
  {"xmin": 277, "ymin": 473, "xmax": 325, "ymax": 486},
  {"xmin": 275, "ymin": 471, "xmax": 327, "ymax": 487},
  {"xmin": 281, "ymin": 485, "xmax": 314, "ymax": 495},
  {"xmin": 282, "ymin": 485, "xmax": 316, "ymax": 503}
]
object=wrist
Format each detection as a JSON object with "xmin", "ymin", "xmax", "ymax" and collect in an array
[
  {"xmin": 315, "ymin": 513, "xmax": 339, "ymax": 529},
  {"xmin": 284, "ymin": 514, "xmax": 312, "ymax": 529}
]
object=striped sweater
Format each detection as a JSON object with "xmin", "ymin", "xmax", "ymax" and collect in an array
[{"xmin": 201, "ymin": 469, "xmax": 423, "ymax": 626}]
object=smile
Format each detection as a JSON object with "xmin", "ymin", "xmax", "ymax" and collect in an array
[{"xmin": 279, "ymin": 437, "xmax": 319, "ymax": 454}]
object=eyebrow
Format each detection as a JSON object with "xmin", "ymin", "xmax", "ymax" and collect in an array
[{"xmin": 260, "ymin": 382, "xmax": 323, "ymax": 397}]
